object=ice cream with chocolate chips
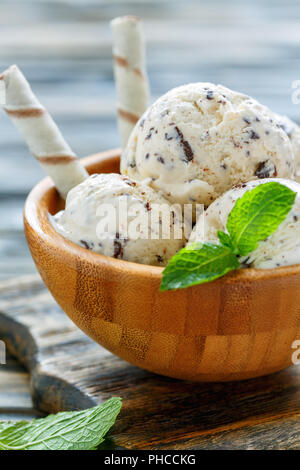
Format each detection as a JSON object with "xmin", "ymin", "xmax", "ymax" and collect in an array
[
  {"xmin": 273, "ymin": 113, "xmax": 300, "ymax": 182},
  {"xmin": 190, "ymin": 178, "xmax": 300, "ymax": 269},
  {"xmin": 121, "ymin": 83, "xmax": 294, "ymax": 209},
  {"xmin": 52, "ymin": 173, "xmax": 186, "ymax": 266}
]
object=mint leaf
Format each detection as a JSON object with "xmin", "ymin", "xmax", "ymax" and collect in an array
[
  {"xmin": 160, "ymin": 242, "xmax": 240, "ymax": 291},
  {"xmin": 217, "ymin": 230, "xmax": 235, "ymax": 251},
  {"xmin": 0, "ymin": 397, "xmax": 122, "ymax": 451},
  {"xmin": 227, "ymin": 182, "xmax": 296, "ymax": 256},
  {"xmin": 0, "ymin": 421, "xmax": 28, "ymax": 435},
  {"xmin": 161, "ymin": 182, "xmax": 296, "ymax": 291},
  {"xmin": 0, "ymin": 421, "xmax": 31, "ymax": 450}
]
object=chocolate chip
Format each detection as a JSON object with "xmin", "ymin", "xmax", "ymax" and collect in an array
[
  {"xmin": 129, "ymin": 161, "xmax": 136, "ymax": 168},
  {"xmin": 122, "ymin": 177, "xmax": 136, "ymax": 186},
  {"xmin": 249, "ymin": 130, "xmax": 260, "ymax": 140},
  {"xmin": 175, "ymin": 126, "xmax": 194, "ymax": 162},
  {"xmin": 145, "ymin": 127, "xmax": 155, "ymax": 140},
  {"xmin": 278, "ymin": 122, "xmax": 293, "ymax": 138},
  {"xmin": 294, "ymin": 215, "xmax": 298, "ymax": 222},
  {"xmin": 206, "ymin": 90, "xmax": 214, "ymax": 100},
  {"xmin": 113, "ymin": 233, "xmax": 123, "ymax": 259},
  {"xmin": 255, "ymin": 160, "xmax": 277, "ymax": 178},
  {"xmin": 145, "ymin": 201, "xmax": 151, "ymax": 211},
  {"xmin": 145, "ymin": 153, "xmax": 150, "ymax": 159},
  {"xmin": 243, "ymin": 117, "xmax": 251, "ymax": 125},
  {"xmin": 232, "ymin": 140, "xmax": 241, "ymax": 148},
  {"xmin": 221, "ymin": 163, "xmax": 227, "ymax": 169},
  {"xmin": 80, "ymin": 240, "xmax": 90, "ymax": 250},
  {"xmin": 157, "ymin": 155, "xmax": 165, "ymax": 164},
  {"xmin": 165, "ymin": 133, "xmax": 173, "ymax": 141},
  {"xmin": 156, "ymin": 255, "xmax": 164, "ymax": 263}
]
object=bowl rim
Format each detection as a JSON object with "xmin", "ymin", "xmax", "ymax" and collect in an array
[{"xmin": 24, "ymin": 148, "xmax": 300, "ymax": 284}]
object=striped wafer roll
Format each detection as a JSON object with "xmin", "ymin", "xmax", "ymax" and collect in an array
[
  {"xmin": 2, "ymin": 65, "xmax": 88, "ymax": 199},
  {"xmin": 111, "ymin": 16, "xmax": 150, "ymax": 149}
]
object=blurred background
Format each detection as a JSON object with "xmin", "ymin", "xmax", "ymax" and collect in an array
[{"xmin": 1, "ymin": 0, "xmax": 300, "ymax": 280}]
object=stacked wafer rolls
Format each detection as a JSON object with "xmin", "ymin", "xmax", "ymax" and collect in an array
[
  {"xmin": 1, "ymin": 65, "xmax": 88, "ymax": 199},
  {"xmin": 111, "ymin": 16, "xmax": 150, "ymax": 149}
]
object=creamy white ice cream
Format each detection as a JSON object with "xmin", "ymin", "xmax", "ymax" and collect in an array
[
  {"xmin": 273, "ymin": 113, "xmax": 300, "ymax": 182},
  {"xmin": 121, "ymin": 83, "xmax": 294, "ymax": 209},
  {"xmin": 52, "ymin": 173, "xmax": 187, "ymax": 266},
  {"xmin": 190, "ymin": 178, "xmax": 300, "ymax": 269}
]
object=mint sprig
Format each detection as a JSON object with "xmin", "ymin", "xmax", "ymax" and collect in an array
[
  {"xmin": 226, "ymin": 182, "xmax": 296, "ymax": 256},
  {"xmin": 0, "ymin": 397, "xmax": 122, "ymax": 451},
  {"xmin": 160, "ymin": 242, "xmax": 240, "ymax": 291},
  {"xmin": 161, "ymin": 182, "xmax": 296, "ymax": 291}
]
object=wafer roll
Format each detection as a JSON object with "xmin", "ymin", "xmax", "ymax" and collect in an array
[
  {"xmin": 111, "ymin": 16, "xmax": 150, "ymax": 149},
  {"xmin": 2, "ymin": 65, "xmax": 88, "ymax": 199}
]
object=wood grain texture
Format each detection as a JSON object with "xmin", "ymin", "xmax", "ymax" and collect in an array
[
  {"xmin": 0, "ymin": 357, "xmax": 31, "ymax": 409},
  {"xmin": 0, "ymin": 352, "xmax": 44, "ymax": 423},
  {"xmin": 23, "ymin": 150, "xmax": 300, "ymax": 382},
  {"xmin": 0, "ymin": 275, "xmax": 299, "ymax": 450}
]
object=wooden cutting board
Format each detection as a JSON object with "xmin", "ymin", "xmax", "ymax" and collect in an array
[{"xmin": 0, "ymin": 275, "xmax": 299, "ymax": 450}]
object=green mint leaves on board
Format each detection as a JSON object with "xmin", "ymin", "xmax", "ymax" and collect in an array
[
  {"xmin": 161, "ymin": 182, "xmax": 296, "ymax": 291},
  {"xmin": 0, "ymin": 397, "xmax": 122, "ymax": 451}
]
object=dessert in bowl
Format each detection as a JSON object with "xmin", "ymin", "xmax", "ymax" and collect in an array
[
  {"xmin": 2, "ymin": 17, "xmax": 300, "ymax": 383},
  {"xmin": 24, "ymin": 149, "xmax": 300, "ymax": 382}
]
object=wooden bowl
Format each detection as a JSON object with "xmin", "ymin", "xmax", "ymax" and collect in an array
[{"xmin": 24, "ymin": 149, "xmax": 300, "ymax": 382}]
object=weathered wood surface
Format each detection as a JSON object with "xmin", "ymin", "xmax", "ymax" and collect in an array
[
  {"xmin": 0, "ymin": 275, "xmax": 299, "ymax": 450},
  {"xmin": 0, "ymin": 352, "xmax": 44, "ymax": 423}
]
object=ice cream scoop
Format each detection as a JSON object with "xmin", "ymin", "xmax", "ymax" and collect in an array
[
  {"xmin": 273, "ymin": 113, "xmax": 300, "ymax": 183},
  {"xmin": 190, "ymin": 178, "xmax": 300, "ymax": 269},
  {"xmin": 52, "ymin": 173, "xmax": 187, "ymax": 266},
  {"xmin": 121, "ymin": 83, "xmax": 294, "ymax": 209}
]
